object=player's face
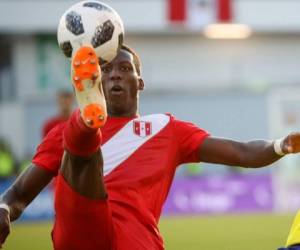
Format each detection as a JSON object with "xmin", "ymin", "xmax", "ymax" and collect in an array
[{"xmin": 101, "ymin": 49, "xmax": 144, "ymax": 117}]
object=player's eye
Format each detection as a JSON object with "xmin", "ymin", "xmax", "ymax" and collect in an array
[
  {"xmin": 102, "ymin": 66, "xmax": 111, "ymax": 73},
  {"xmin": 121, "ymin": 65, "xmax": 131, "ymax": 72}
]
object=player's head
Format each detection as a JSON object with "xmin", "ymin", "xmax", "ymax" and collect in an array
[
  {"xmin": 120, "ymin": 44, "xmax": 142, "ymax": 76},
  {"xmin": 101, "ymin": 44, "xmax": 144, "ymax": 117},
  {"xmin": 56, "ymin": 89, "xmax": 74, "ymax": 117}
]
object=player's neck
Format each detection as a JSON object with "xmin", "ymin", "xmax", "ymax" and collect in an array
[
  {"xmin": 108, "ymin": 101, "xmax": 139, "ymax": 118},
  {"xmin": 108, "ymin": 109, "xmax": 139, "ymax": 118}
]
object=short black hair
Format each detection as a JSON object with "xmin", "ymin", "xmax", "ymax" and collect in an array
[{"xmin": 120, "ymin": 44, "xmax": 141, "ymax": 76}]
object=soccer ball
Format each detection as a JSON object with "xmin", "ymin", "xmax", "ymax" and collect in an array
[{"xmin": 57, "ymin": 1, "xmax": 124, "ymax": 63}]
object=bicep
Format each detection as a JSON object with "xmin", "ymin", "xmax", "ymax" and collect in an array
[{"xmin": 199, "ymin": 136, "xmax": 245, "ymax": 166}]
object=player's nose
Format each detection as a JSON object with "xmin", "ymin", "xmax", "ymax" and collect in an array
[{"xmin": 109, "ymin": 67, "xmax": 122, "ymax": 81}]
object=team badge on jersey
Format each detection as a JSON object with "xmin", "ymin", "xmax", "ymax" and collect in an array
[{"xmin": 133, "ymin": 121, "xmax": 152, "ymax": 137}]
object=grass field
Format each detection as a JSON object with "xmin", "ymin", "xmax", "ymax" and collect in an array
[{"xmin": 4, "ymin": 213, "xmax": 294, "ymax": 250}]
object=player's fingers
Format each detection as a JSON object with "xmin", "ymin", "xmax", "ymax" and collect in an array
[
  {"xmin": 290, "ymin": 135, "xmax": 300, "ymax": 153},
  {"xmin": 0, "ymin": 231, "xmax": 8, "ymax": 241},
  {"xmin": 0, "ymin": 231, "xmax": 9, "ymax": 248},
  {"xmin": 0, "ymin": 237, "xmax": 5, "ymax": 248},
  {"xmin": 291, "ymin": 132, "xmax": 300, "ymax": 143},
  {"xmin": 287, "ymin": 146, "xmax": 293, "ymax": 153},
  {"xmin": 282, "ymin": 138, "xmax": 291, "ymax": 153},
  {"xmin": 0, "ymin": 224, "xmax": 10, "ymax": 244},
  {"xmin": 285, "ymin": 135, "xmax": 296, "ymax": 153}
]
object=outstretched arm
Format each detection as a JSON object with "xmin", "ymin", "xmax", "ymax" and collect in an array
[
  {"xmin": 199, "ymin": 132, "xmax": 300, "ymax": 168},
  {"xmin": 0, "ymin": 164, "xmax": 53, "ymax": 247}
]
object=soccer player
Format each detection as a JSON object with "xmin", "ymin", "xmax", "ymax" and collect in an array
[{"xmin": 0, "ymin": 44, "xmax": 300, "ymax": 250}]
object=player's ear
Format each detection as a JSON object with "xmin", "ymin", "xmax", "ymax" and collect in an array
[{"xmin": 138, "ymin": 78, "xmax": 144, "ymax": 91}]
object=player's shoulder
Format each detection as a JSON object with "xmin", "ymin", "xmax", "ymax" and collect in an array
[{"xmin": 43, "ymin": 121, "xmax": 66, "ymax": 141}]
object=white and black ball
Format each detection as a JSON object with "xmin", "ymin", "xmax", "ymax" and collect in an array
[{"xmin": 57, "ymin": 1, "xmax": 124, "ymax": 63}]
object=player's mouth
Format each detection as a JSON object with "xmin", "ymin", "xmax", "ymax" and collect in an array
[{"xmin": 110, "ymin": 85, "xmax": 124, "ymax": 95}]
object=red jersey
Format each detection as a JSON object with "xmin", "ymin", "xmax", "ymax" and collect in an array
[
  {"xmin": 42, "ymin": 116, "xmax": 68, "ymax": 138},
  {"xmin": 33, "ymin": 114, "xmax": 209, "ymax": 249}
]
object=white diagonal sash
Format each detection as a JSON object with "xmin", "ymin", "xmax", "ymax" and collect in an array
[{"xmin": 102, "ymin": 114, "xmax": 170, "ymax": 176}]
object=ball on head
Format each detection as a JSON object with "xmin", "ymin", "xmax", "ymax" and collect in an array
[{"xmin": 57, "ymin": 1, "xmax": 124, "ymax": 64}]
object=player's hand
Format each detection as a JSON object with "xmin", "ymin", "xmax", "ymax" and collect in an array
[
  {"xmin": 282, "ymin": 132, "xmax": 300, "ymax": 154},
  {"xmin": 0, "ymin": 208, "xmax": 10, "ymax": 248}
]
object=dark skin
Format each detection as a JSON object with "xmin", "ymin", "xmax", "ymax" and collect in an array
[
  {"xmin": 101, "ymin": 49, "xmax": 144, "ymax": 117},
  {"xmin": 61, "ymin": 50, "xmax": 145, "ymax": 201},
  {"xmin": 0, "ymin": 49, "xmax": 300, "ymax": 248}
]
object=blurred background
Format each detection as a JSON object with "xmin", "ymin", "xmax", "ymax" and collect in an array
[{"xmin": 0, "ymin": 0, "xmax": 300, "ymax": 249}]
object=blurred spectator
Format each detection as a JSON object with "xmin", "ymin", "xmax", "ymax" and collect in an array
[
  {"xmin": 41, "ymin": 90, "xmax": 74, "ymax": 191},
  {"xmin": 42, "ymin": 89, "xmax": 74, "ymax": 138},
  {"xmin": 0, "ymin": 138, "xmax": 15, "ymax": 180}
]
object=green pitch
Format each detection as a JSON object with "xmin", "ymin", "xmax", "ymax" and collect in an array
[{"xmin": 4, "ymin": 213, "xmax": 294, "ymax": 250}]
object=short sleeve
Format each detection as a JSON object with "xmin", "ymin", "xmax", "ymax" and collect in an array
[
  {"xmin": 32, "ymin": 123, "xmax": 66, "ymax": 176},
  {"xmin": 172, "ymin": 117, "xmax": 210, "ymax": 164}
]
